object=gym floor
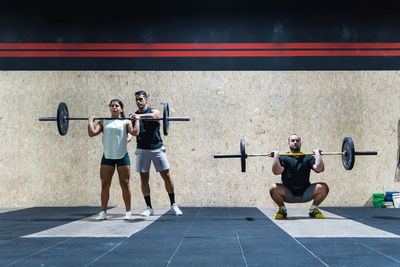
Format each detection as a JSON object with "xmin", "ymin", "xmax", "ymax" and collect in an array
[{"xmin": 1, "ymin": 206, "xmax": 400, "ymax": 266}]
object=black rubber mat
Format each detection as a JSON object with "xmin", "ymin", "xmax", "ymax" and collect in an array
[{"xmin": 1, "ymin": 207, "xmax": 400, "ymax": 266}]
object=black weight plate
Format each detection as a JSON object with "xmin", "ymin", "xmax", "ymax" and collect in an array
[
  {"xmin": 57, "ymin": 102, "xmax": 69, "ymax": 136},
  {"xmin": 163, "ymin": 103, "xmax": 169, "ymax": 136},
  {"xmin": 342, "ymin": 137, "xmax": 355, "ymax": 170},
  {"xmin": 240, "ymin": 139, "xmax": 247, "ymax": 172}
]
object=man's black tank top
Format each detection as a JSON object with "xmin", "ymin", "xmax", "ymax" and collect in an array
[{"xmin": 135, "ymin": 107, "xmax": 163, "ymax": 149}]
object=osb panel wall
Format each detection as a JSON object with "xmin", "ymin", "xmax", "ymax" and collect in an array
[{"xmin": 0, "ymin": 71, "xmax": 399, "ymax": 207}]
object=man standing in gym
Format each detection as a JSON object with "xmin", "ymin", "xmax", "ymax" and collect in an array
[
  {"xmin": 131, "ymin": 91, "xmax": 183, "ymax": 216},
  {"xmin": 269, "ymin": 134, "xmax": 329, "ymax": 219}
]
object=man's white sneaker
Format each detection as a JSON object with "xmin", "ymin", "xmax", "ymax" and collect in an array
[
  {"xmin": 96, "ymin": 211, "xmax": 107, "ymax": 220},
  {"xmin": 171, "ymin": 203, "xmax": 183, "ymax": 216},
  {"xmin": 141, "ymin": 207, "xmax": 154, "ymax": 217},
  {"xmin": 123, "ymin": 211, "xmax": 133, "ymax": 220}
]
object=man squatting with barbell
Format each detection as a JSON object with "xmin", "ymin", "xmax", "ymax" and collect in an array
[
  {"xmin": 129, "ymin": 91, "xmax": 183, "ymax": 216},
  {"xmin": 269, "ymin": 134, "xmax": 329, "ymax": 219}
]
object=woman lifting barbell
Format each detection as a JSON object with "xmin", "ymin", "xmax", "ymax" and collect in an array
[{"xmin": 88, "ymin": 99, "xmax": 140, "ymax": 220}]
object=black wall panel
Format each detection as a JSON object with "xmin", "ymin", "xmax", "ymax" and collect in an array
[{"xmin": 1, "ymin": 0, "xmax": 400, "ymax": 70}]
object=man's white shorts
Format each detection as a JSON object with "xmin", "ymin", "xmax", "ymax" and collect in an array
[{"xmin": 135, "ymin": 147, "xmax": 170, "ymax": 173}]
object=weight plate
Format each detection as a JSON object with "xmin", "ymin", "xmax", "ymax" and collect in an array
[
  {"xmin": 342, "ymin": 137, "xmax": 355, "ymax": 170},
  {"xmin": 240, "ymin": 139, "xmax": 247, "ymax": 172},
  {"xmin": 163, "ymin": 103, "xmax": 169, "ymax": 136},
  {"xmin": 57, "ymin": 102, "xmax": 69, "ymax": 136}
]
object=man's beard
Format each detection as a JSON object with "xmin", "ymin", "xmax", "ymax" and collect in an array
[{"xmin": 290, "ymin": 145, "xmax": 300, "ymax": 152}]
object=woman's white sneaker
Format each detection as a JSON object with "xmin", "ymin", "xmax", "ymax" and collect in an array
[
  {"xmin": 124, "ymin": 211, "xmax": 133, "ymax": 220},
  {"xmin": 171, "ymin": 203, "xmax": 183, "ymax": 216},
  {"xmin": 96, "ymin": 211, "xmax": 107, "ymax": 220}
]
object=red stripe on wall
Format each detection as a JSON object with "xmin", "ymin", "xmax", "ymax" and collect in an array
[
  {"xmin": 1, "ymin": 50, "xmax": 400, "ymax": 57},
  {"xmin": 1, "ymin": 43, "xmax": 400, "ymax": 50}
]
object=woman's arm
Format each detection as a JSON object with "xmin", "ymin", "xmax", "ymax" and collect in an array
[{"xmin": 88, "ymin": 116, "xmax": 103, "ymax": 137}]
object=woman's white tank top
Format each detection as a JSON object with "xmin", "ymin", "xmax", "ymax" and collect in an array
[{"xmin": 102, "ymin": 119, "xmax": 128, "ymax": 159}]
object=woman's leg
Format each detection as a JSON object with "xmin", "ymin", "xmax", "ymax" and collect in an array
[
  {"xmin": 117, "ymin": 165, "xmax": 132, "ymax": 211},
  {"xmin": 100, "ymin": 165, "xmax": 115, "ymax": 211}
]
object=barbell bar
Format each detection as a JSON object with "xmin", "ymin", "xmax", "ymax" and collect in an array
[
  {"xmin": 213, "ymin": 137, "xmax": 378, "ymax": 172},
  {"xmin": 39, "ymin": 102, "xmax": 190, "ymax": 136}
]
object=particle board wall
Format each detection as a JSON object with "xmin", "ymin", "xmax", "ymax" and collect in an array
[{"xmin": 0, "ymin": 71, "xmax": 399, "ymax": 207}]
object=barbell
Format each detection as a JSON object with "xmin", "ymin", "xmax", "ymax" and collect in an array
[
  {"xmin": 213, "ymin": 137, "xmax": 377, "ymax": 172},
  {"xmin": 39, "ymin": 102, "xmax": 190, "ymax": 136}
]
